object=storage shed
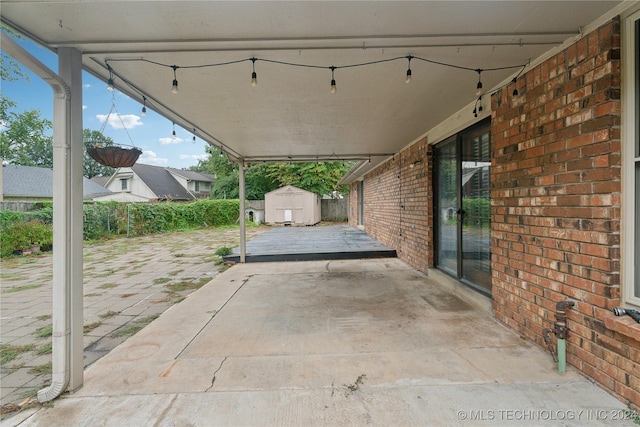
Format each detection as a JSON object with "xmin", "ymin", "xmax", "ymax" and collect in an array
[{"xmin": 265, "ymin": 185, "xmax": 321, "ymax": 226}]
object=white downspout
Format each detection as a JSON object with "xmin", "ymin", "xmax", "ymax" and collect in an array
[{"xmin": 1, "ymin": 36, "xmax": 77, "ymax": 401}]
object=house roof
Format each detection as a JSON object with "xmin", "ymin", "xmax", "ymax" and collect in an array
[
  {"xmin": 90, "ymin": 176, "xmax": 110, "ymax": 188},
  {"xmin": 166, "ymin": 168, "xmax": 214, "ymax": 183},
  {"xmin": 2, "ymin": 164, "xmax": 113, "ymax": 199},
  {"xmin": 130, "ymin": 163, "xmax": 196, "ymax": 200}
]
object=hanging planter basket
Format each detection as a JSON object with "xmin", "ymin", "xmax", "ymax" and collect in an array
[
  {"xmin": 87, "ymin": 144, "xmax": 142, "ymax": 168},
  {"xmin": 88, "ymin": 91, "xmax": 144, "ymax": 168}
]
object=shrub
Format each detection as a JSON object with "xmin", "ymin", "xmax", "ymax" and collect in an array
[
  {"xmin": 0, "ymin": 220, "xmax": 53, "ymax": 256},
  {"xmin": 215, "ymin": 246, "xmax": 233, "ymax": 256},
  {"xmin": 25, "ymin": 220, "xmax": 53, "ymax": 246},
  {"xmin": 0, "ymin": 199, "xmax": 241, "ymax": 256},
  {"xmin": 126, "ymin": 200, "xmax": 240, "ymax": 236}
]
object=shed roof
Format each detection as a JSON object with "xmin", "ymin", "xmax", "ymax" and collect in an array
[{"xmin": 265, "ymin": 185, "xmax": 317, "ymax": 197}]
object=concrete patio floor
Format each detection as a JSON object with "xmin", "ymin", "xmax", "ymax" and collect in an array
[{"xmin": 7, "ymin": 258, "xmax": 631, "ymax": 426}]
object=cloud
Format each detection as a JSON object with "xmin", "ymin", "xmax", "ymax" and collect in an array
[
  {"xmin": 96, "ymin": 114, "xmax": 142, "ymax": 130},
  {"xmin": 83, "ymin": 83, "xmax": 91, "ymax": 89},
  {"xmin": 158, "ymin": 136, "xmax": 184, "ymax": 145},
  {"xmin": 179, "ymin": 154, "xmax": 208, "ymax": 161},
  {"xmin": 82, "ymin": 105, "xmax": 88, "ymax": 110},
  {"xmin": 0, "ymin": 120, "xmax": 6, "ymax": 131},
  {"xmin": 138, "ymin": 150, "xmax": 168, "ymax": 166}
]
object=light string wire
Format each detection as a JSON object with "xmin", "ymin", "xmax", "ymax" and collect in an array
[
  {"xmin": 105, "ymin": 55, "xmax": 527, "ymax": 73},
  {"xmin": 105, "ymin": 54, "xmax": 528, "ymax": 111},
  {"xmin": 102, "ymin": 54, "xmax": 529, "ymax": 158},
  {"xmin": 101, "ymin": 65, "xmax": 240, "ymax": 157}
]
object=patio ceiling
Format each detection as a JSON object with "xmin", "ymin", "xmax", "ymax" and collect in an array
[{"xmin": 1, "ymin": 1, "xmax": 621, "ymax": 168}]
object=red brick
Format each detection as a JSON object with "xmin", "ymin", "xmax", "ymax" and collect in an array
[{"xmin": 487, "ymin": 18, "xmax": 631, "ymax": 409}]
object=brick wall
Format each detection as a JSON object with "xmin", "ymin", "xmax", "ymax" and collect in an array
[
  {"xmin": 492, "ymin": 17, "xmax": 639, "ymax": 407},
  {"xmin": 358, "ymin": 137, "xmax": 433, "ymax": 273}
]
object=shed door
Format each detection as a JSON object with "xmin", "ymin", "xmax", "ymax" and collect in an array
[{"xmin": 284, "ymin": 209, "xmax": 293, "ymax": 222}]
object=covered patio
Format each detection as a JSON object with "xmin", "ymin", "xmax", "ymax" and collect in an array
[
  {"xmin": 2, "ymin": 0, "xmax": 638, "ymax": 416},
  {"xmin": 9, "ymin": 258, "xmax": 627, "ymax": 426}
]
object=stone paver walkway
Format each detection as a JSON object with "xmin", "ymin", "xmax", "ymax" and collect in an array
[{"xmin": 0, "ymin": 225, "xmax": 268, "ymax": 412}]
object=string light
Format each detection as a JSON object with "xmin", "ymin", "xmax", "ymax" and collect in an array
[
  {"xmin": 475, "ymin": 69, "xmax": 483, "ymax": 96},
  {"xmin": 107, "ymin": 66, "xmax": 115, "ymax": 91},
  {"xmin": 330, "ymin": 66, "xmax": 337, "ymax": 94},
  {"xmin": 171, "ymin": 65, "xmax": 179, "ymax": 94},
  {"xmin": 172, "ymin": 122, "xmax": 177, "ymax": 139},
  {"xmin": 473, "ymin": 96, "xmax": 483, "ymax": 118},
  {"xmin": 105, "ymin": 55, "xmax": 529, "ymax": 118},
  {"xmin": 141, "ymin": 96, "xmax": 147, "ymax": 116},
  {"xmin": 192, "ymin": 128, "xmax": 197, "ymax": 144},
  {"xmin": 251, "ymin": 57, "xmax": 258, "ymax": 87}
]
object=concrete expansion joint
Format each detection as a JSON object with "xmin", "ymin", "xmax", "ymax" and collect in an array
[{"xmin": 206, "ymin": 357, "xmax": 228, "ymax": 392}]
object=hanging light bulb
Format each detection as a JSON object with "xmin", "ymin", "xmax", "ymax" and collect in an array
[
  {"xmin": 478, "ymin": 96, "xmax": 483, "ymax": 114},
  {"xmin": 141, "ymin": 96, "xmax": 147, "ymax": 117},
  {"xmin": 475, "ymin": 69, "xmax": 483, "ymax": 96},
  {"xmin": 171, "ymin": 65, "xmax": 179, "ymax": 94},
  {"xmin": 192, "ymin": 128, "xmax": 197, "ymax": 144},
  {"xmin": 250, "ymin": 58, "xmax": 258, "ymax": 87},
  {"xmin": 405, "ymin": 55, "xmax": 413, "ymax": 84},
  {"xmin": 172, "ymin": 122, "xmax": 177, "ymax": 139},
  {"xmin": 330, "ymin": 66, "xmax": 337, "ymax": 94},
  {"xmin": 106, "ymin": 67, "xmax": 115, "ymax": 91},
  {"xmin": 512, "ymin": 77, "xmax": 519, "ymax": 96}
]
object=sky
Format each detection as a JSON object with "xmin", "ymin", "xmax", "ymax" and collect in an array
[{"xmin": 1, "ymin": 34, "xmax": 210, "ymax": 170}]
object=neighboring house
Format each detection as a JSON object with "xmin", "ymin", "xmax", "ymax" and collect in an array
[
  {"xmin": 100, "ymin": 163, "xmax": 214, "ymax": 202},
  {"xmin": 1, "ymin": 164, "xmax": 112, "ymax": 202},
  {"xmin": 265, "ymin": 185, "xmax": 321, "ymax": 226},
  {"xmin": 342, "ymin": 15, "xmax": 639, "ymax": 409}
]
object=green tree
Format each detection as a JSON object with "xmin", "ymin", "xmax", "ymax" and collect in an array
[
  {"xmin": 1, "ymin": 27, "xmax": 29, "ymax": 83},
  {"xmin": 193, "ymin": 146, "xmax": 352, "ymax": 199},
  {"xmin": 0, "ymin": 106, "xmax": 53, "ymax": 167},
  {"xmin": 193, "ymin": 147, "xmax": 279, "ymax": 199},
  {"xmin": 1, "ymin": 29, "xmax": 52, "ymax": 166},
  {"xmin": 0, "ymin": 101, "xmax": 117, "ymax": 178},
  {"xmin": 193, "ymin": 146, "xmax": 236, "ymax": 177},
  {"xmin": 83, "ymin": 129, "xmax": 116, "ymax": 178},
  {"xmin": 263, "ymin": 161, "xmax": 351, "ymax": 197}
]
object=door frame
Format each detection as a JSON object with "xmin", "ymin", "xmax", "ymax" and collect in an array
[{"xmin": 434, "ymin": 118, "xmax": 492, "ymax": 296}]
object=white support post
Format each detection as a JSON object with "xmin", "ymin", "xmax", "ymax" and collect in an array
[
  {"xmin": 3, "ymin": 34, "xmax": 84, "ymax": 402},
  {"xmin": 58, "ymin": 48, "xmax": 84, "ymax": 392},
  {"xmin": 239, "ymin": 159, "xmax": 246, "ymax": 263}
]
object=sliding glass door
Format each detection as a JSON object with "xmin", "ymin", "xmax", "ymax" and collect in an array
[
  {"xmin": 435, "ymin": 138, "xmax": 458, "ymax": 277},
  {"xmin": 435, "ymin": 120, "xmax": 492, "ymax": 294}
]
